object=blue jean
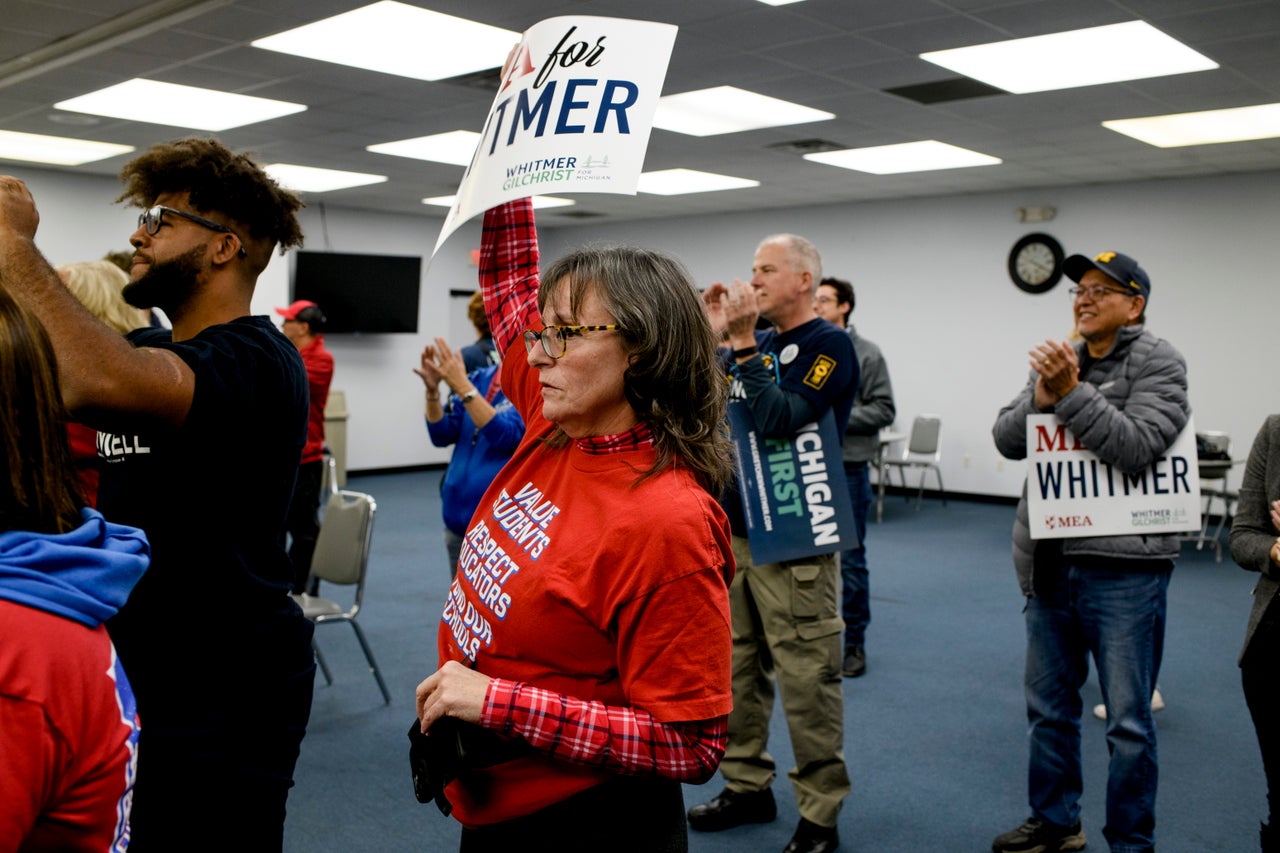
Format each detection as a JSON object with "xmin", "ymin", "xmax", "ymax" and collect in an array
[
  {"xmin": 1024, "ymin": 558, "xmax": 1171, "ymax": 853},
  {"xmin": 840, "ymin": 462, "xmax": 872, "ymax": 649},
  {"xmin": 444, "ymin": 527, "xmax": 463, "ymax": 578}
]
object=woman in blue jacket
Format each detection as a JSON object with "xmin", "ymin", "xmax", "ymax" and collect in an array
[{"xmin": 415, "ymin": 336, "xmax": 524, "ymax": 576}]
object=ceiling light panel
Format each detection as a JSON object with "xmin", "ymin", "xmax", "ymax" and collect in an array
[
  {"xmin": 368, "ymin": 131, "xmax": 481, "ymax": 166},
  {"xmin": 653, "ymin": 86, "xmax": 834, "ymax": 137},
  {"xmin": 1103, "ymin": 102, "xmax": 1280, "ymax": 147},
  {"xmin": 636, "ymin": 168, "xmax": 760, "ymax": 195},
  {"xmin": 423, "ymin": 195, "xmax": 575, "ymax": 210},
  {"xmin": 265, "ymin": 164, "xmax": 387, "ymax": 192},
  {"xmin": 0, "ymin": 130, "xmax": 133, "ymax": 166},
  {"xmin": 252, "ymin": 1, "xmax": 519, "ymax": 82},
  {"xmin": 804, "ymin": 141, "xmax": 1001, "ymax": 174},
  {"xmin": 55, "ymin": 79, "xmax": 306, "ymax": 131},
  {"xmin": 920, "ymin": 21, "xmax": 1218, "ymax": 94}
]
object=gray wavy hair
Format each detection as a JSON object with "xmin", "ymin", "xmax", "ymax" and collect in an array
[{"xmin": 539, "ymin": 245, "xmax": 733, "ymax": 495}]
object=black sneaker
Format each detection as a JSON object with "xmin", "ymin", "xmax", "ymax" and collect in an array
[
  {"xmin": 992, "ymin": 817, "xmax": 1086, "ymax": 853},
  {"xmin": 842, "ymin": 646, "xmax": 866, "ymax": 678}
]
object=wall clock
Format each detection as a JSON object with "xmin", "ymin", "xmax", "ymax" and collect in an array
[{"xmin": 1008, "ymin": 232, "xmax": 1064, "ymax": 294}]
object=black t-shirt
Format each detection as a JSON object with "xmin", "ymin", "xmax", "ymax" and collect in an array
[{"xmin": 101, "ymin": 316, "xmax": 310, "ymax": 702}]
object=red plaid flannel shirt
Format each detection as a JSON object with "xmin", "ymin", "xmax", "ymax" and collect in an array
[
  {"xmin": 479, "ymin": 198, "xmax": 541, "ymax": 357},
  {"xmin": 482, "ymin": 678, "xmax": 727, "ymax": 783}
]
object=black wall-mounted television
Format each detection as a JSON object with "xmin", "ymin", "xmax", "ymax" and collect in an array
[{"xmin": 290, "ymin": 250, "xmax": 422, "ymax": 334}]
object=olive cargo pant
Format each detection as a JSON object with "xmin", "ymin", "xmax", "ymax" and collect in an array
[{"xmin": 719, "ymin": 535, "xmax": 851, "ymax": 828}]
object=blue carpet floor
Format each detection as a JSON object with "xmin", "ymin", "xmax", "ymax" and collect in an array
[{"xmin": 282, "ymin": 469, "xmax": 1261, "ymax": 852}]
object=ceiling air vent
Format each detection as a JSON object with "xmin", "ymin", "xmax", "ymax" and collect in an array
[
  {"xmin": 442, "ymin": 67, "xmax": 504, "ymax": 90},
  {"xmin": 552, "ymin": 210, "xmax": 605, "ymax": 219},
  {"xmin": 884, "ymin": 77, "xmax": 1006, "ymax": 104},
  {"xmin": 766, "ymin": 139, "xmax": 845, "ymax": 155}
]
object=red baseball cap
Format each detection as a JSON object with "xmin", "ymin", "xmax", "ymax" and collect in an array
[{"xmin": 275, "ymin": 299, "xmax": 319, "ymax": 320}]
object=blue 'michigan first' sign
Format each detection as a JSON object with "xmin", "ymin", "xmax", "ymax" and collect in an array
[{"xmin": 729, "ymin": 405, "xmax": 858, "ymax": 564}]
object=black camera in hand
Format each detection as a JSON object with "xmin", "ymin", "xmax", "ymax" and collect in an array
[
  {"xmin": 408, "ymin": 716, "xmax": 532, "ymax": 816},
  {"xmin": 407, "ymin": 717, "xmax": 468, "ymax": 815}
]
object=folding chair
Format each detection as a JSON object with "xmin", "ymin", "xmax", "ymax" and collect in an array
[
  {"xmin": 291, "ymin": 489, "xmax": 391, "ymax": 704},
  {"xmin": 883, "ymin": 414, "xmax": 946, "ymax": 510}
]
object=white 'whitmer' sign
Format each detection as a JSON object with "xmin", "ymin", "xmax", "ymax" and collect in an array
[
  {"xmin": 433, "ymin": 16, "xmax": 678, "ymax": 252},
  {"xmin": 1025, "ymin": 414, "xmax": 1201, "ymax": 539}
]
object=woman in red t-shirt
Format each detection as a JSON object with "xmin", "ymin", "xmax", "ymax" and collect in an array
[{"xmin": 415, "ymin": 198, "xmax": 736, "ymax": 851}]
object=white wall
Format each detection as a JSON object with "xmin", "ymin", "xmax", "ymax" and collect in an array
[
  {"xmin": 271, "ymin": 207, "xmax": 486, "ymax": 471},
  {"xmin": 538, "ymin": 171, "xmax": 1279, "ymax": 498},
  {"xmin": 10, "ymin": 166, "xmax": 138, "ymax": 263},
  {"xmin": 9, "ymin": 162, "xmax": 1276, "ymax": 493}
]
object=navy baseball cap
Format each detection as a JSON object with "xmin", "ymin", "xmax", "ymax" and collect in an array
[{"xmin": 1063, "ymin": 251, "xmax": 1150, "ymax": 301}]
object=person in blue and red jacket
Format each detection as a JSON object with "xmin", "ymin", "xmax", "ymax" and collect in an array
[
  {"xmin": 0, "ymin": 287, "xmax": 149, "ymax": 853},
  {"xmin": 0, "ymin": 138, "xmax": 314, "ymax": 852}
]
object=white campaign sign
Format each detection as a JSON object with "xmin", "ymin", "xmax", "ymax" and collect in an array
[
  {"xmin": 433, "ymin": 16, "xmax": 678, "ymax": 252},
  {"xmin": 1025, "ymin": 414, "xmax": 1201, "ymax": 539}
]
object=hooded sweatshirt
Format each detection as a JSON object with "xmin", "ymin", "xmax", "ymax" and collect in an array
[{"xmin": 0, "ymin": 508, "xmax": 149, "ymax": 853}]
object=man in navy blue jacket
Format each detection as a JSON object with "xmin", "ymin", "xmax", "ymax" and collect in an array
[{"xmin": 688, "ymin": 233, "xmax": 858, "ymax": 853}]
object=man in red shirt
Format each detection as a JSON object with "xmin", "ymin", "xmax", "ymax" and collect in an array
[{"xmin": 277, "ymin": 299, "xmax": 334, "ymax": 593}]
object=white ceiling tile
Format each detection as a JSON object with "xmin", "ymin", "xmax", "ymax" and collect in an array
[{"xmin": 0, "ymin": 0, "xmax": 1273, "ymax": 222}]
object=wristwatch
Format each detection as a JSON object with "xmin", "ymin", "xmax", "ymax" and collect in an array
[{"xmin": 460, "ymin": 390, "xmax": 479, "ymax": 403}]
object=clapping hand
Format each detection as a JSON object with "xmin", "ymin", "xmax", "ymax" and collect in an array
[
  {"xmin": 703, "ymin": 280, "xmax": 759, "ymax": 346},
  {"xmin": 414, "ymin": 343, "xmax": 445, "ymax": 388},
  {"xmin": 1030, "ymin": 339, "xmax": 1079, "ymax": 410},
  {"xmin": 430, "ymin": 338, "xmax": 471, "ymax": 395}
]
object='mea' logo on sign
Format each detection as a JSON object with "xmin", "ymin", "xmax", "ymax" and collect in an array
[{"xmin": 1044, "ymin": 515, "xmax": 1092, "ymax": 531}]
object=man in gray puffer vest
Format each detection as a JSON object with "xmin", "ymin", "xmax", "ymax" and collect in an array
[{"xmin": 990, "ymin": 251, "xmax": 1189, "ymax": 853}]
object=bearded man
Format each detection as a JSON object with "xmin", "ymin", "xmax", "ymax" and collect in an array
[{"xmin": 0, "ymin": 137, "xmax": 315, "ymax": 852}]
